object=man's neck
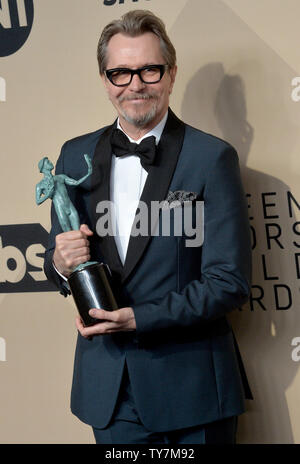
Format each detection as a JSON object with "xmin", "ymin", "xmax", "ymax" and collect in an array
[{"xmin": 118, "ymin": 111, "xmax": 168, "ymax": 141}]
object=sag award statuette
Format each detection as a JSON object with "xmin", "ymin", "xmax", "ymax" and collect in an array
[{"xmin": 35, "ymin": 155, "xmax": 118, "ymax": 326}]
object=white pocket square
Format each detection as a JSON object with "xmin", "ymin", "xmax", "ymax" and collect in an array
[{"xmin": 162, "ymin": 190, "xmax": 198, "ymax": 209}]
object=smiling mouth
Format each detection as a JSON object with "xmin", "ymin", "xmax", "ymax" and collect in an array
[
  {"xmin": 128, "ymin": 98, "xmax": 149, "ymax": 103},
  {"xmin": 118, "ymin": 94, "xmax": 156, "ymax": 104}
]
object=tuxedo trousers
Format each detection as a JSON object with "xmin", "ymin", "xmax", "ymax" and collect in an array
[{"xmin": 92, "ymin": 361, "xmax": 238, "ymax": 444}]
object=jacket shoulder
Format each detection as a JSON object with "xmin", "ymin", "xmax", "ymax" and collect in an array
[
  {"xmin": 57, "ymin": 125, "xmax": 111, "ymax": 170},
  {"xmin": 184, "ymin": 123, "xmax": 236, "ymax": 154},
  {"xmin": 177, "ymin": 123, "xmax": 239, "ymax": 179},
  {"xmin": 62, "ymin": 126, "xmax": 109, "ymax": 151}
]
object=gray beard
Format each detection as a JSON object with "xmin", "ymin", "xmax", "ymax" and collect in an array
[{"xmin": 117, "ymin": 95, "xmax": 158, "ymax": 128}]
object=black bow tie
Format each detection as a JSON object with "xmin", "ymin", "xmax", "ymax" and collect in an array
[{"xmin": 111, "ymin": 128, "xmax": 156, "ymax": 172}]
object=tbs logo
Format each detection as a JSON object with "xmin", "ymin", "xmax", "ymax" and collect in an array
[
  {"xmin": 0, "ymin": 224, "xmax": 56, "ymax": 293},
  {"xmin": 0, "ymin": 0, "xmax": 34, "ymax": 57}
]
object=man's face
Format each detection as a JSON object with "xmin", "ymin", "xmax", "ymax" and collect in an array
[{"xmin": 102, "ymin": 32, "xmax": 177, "ymax": 130}]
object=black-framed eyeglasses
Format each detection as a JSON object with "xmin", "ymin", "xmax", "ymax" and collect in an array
[{"xmin": 105, "ymin": 64, "xmax": 168, "ymax": 87}]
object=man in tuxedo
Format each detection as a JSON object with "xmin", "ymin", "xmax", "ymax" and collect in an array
[{"xmin": 44, "ymin": 10, "xmax": 252, "ymax": 444}]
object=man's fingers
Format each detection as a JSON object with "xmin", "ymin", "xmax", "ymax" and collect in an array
[
  {"xmin": 55, "ymin": 228, "xmax": 93, "ymax": 253},
  {"xmin": 60, "ymin": 246, "xmax": 90, "ymax": 261},
  {"xmin": 56, "ymin": 247, "xmax": 90, "ymax": 269},
  {"xmin": 54, "ymin": 229, "xmax": 92, "ymax": 275},
  {"xmin": 56, "ymin": 230, "xmax": 87, "ymax": 241},
  {"xmin": 75, "ymin": 308, "xmax": 136, "ymax": 338},
  {"xmin": 88, "ymin": 308, "xmax": 112, "ymax": 320},
  {"xmin": 75, "ymin": 316, "xmax": 112, "ymax": 338},
  {"xmin": 75, "ymin": 316, "xmax": 93, "ymax": 338},
  {"xmin": 61, "ymin": 238, "xmax": 90, "ymax": 248},
  {"xmin": 75, "ymin": 316, "xmax": 84, "ymax": 331},
  {"xmin": 80, "ymin": 224, "xmax": 93, "ymax": 236},
  {"xmin": 56, "ymin": 236, "xmax": 89, "ymax": 249}
]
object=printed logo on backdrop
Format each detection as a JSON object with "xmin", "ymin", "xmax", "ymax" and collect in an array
[
  {"xmin": 291, "ymin": 77, "xmax": 300, "ymax": 102},
  {"xmin": 0, "ymin": 224, "xmax": 56, "ymax": 292},
  {"xmin": 0, "ymin": 0, "xmax": 34, "ymax": 57},
  {"xmin": 0, "ymin": 76, "xmax": 5, "ymax": 101},
  {"xmin": 291, "ymin": 337, "xmax": 300, "ymax": 362},
  {"xmin": 242, "ymin": 190, "xmax": 300, "ymax": 312},
  {"xmin": 103, "ymin": 0, "xmax": 151, "ymax": 6},
  {"xmin": 0, "ymin": 337, "xmax": 6, "ymax": 362}
]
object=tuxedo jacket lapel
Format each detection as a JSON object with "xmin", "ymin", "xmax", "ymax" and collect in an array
[
  {"xmin": 90, "ymin": 109, "xmax": 185, "ymax": 283},
  {"xmin": 91, "ymin": 120, "xmax": 124, "ymax": 276},
  {"xmin": 122, "ymin": 109, "xmax": 186, "ymax": 283}
]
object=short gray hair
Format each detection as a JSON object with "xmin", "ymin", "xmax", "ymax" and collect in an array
[{"xmin": 97, "ymin": 10, "xmax": 176, "ymax": 75}]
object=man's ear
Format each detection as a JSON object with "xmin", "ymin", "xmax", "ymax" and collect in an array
[
  {"xmin": 169, "ymin": 65, "xmax": 177, "ymax": 94},
  {"xmin": 101, "ymin": 72, "xmax": 109, "ymax": 92}
]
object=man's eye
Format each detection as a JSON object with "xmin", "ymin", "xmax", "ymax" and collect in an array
[
  {"xmin": 112, "ymin": 70, "xmax": 130, "ymax": 77},
  {"xmin": 143, "ymin": 67, "xmax": 160, "ymax": 75}
]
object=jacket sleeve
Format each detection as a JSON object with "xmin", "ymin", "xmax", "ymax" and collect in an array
[
  {"xmin": 132, "ymin": 145, "xmax": 252, "ymax": 337},
  {"xmin": 43, "ymin": 142, "xmax": 71, "ymax": 297}
]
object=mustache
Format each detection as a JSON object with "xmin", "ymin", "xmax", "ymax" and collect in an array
[{"xmin": 118, "ymin": 93, "xmax": 158, "ymax": 103}]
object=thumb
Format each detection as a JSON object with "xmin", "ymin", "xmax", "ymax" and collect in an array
[{"xmin": 80, "ymin": 224, "xmax": 93, "ymax": 236}]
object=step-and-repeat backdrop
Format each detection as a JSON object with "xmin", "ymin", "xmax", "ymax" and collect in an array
[{"xmin": 0, "ymin": 0, "xmax": 299, "ymax": 444}]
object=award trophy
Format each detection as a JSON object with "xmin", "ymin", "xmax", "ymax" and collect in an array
[{"xmin": 35, "ymin": 155, "xmax": 118, "ymax": 326}]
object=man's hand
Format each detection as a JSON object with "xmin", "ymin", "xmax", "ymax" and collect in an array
[
  {"xmin": 53, "ymin": 224, "xmax": 93, "ymax": 277},
  {"xmin": 75, "ymin": 307, "xmax": 136, "ymax": 338}
]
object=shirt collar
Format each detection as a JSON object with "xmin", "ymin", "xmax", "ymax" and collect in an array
[{"xmin": 117, "ymin": 111, "xmax": 168, "ymax": 146}]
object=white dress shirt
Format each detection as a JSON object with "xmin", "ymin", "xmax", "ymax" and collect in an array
[
  {"xmin": 54, "ymin": 111, "xmax": 168, "ymax": 279},
  {"xmin": 112, "ymin": 112, "xmax": 168, "ymax": 264}
]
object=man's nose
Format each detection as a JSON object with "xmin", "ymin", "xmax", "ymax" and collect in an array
[{"xmin": 128, "ymin": 73, "xmax": 146, "ymax": 91}]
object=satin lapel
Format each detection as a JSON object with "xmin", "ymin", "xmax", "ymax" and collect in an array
[
  {"xmin": 90, "ymin": 120, "xmax": 124, "ymax": 276},
  {"xmin": 122, "ymin": 109, "xmax": 186, "ymax": 283}
]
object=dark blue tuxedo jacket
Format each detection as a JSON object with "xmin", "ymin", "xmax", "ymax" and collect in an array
[{"xmin": 44, "ymin": 109, "xmax": 252, "ymax": 432}]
